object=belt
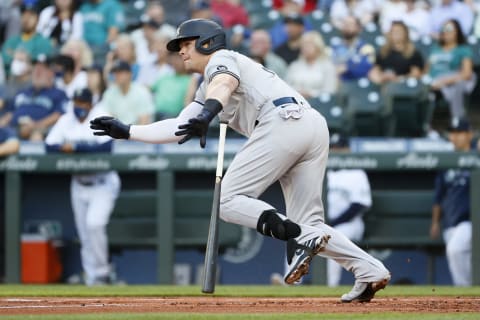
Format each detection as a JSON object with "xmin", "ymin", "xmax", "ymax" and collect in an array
[
  {"xmin": 272, "ymin": 97, "xmax": 298, "ymax": 107},
  {"xmin": 76, "ymin": 178, "xmax": 105, "ymax": 186}
]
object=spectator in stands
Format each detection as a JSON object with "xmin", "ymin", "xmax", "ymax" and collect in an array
[
  {"xmin": 326, "ymin": 133, "xmax": 372, "ymax": 287},
  {"xmin": 45, "ymin": 87, "xmax": 120, "ymax": 286},
  {"xmin": 274, "ymin": 14, "xmax": 305, "ymax": 65},
  {"xmin": 189, "ymin": 0, "xmax": 223, "ymax": 25},
  {"xmin": 104, "ymin": 34, "xmax": 140, "ymax": 83},
  {"xmin": 329, "ymin": 0, "xmax": 377, "ymax": 30},
  {"xmin": 273, "ymin": 0, "xmax": 318, "ymax": 13},
  {"xmin": 130, "ymin": 1, "xmax": 176, "ymax": 66},
  {"xmin": 101, "ymin": 60, "xmax": 154, "ymax": 125},
  {"xmin": 430, "ymin": 118, "xmax": 475, "ymax": 286},
  {"xmin": 60, "ymin": 39, "xmax": 94, "ymax": 72},
  {"xmin": 248, "ymin": 29, "xmax": 288, "ymax": 79},
  {"xmin": 378, "ymin": 0, "xmax": 407, "ymax": 34},
  {"xmin": 136, "ymin": 31, "xmax": 174, "ymax": 88},
  {"xmin": 285, "ymin": 31, "xmax": 337, "ymax": 97},
  {"xmin": 36, "ymin": 0, "xmax": 83, "ymax": 48},
  {"xmin": 426, "ymin": 19, "xmax": 475, "ymax": 123},
  {"xmin": 86, "ymin": 65, "xmax": 106, "ymax": 106},
  {"xmin": 79, "ymin": 0, "xmax": 125, "ymax": 64},
  {"xmin": 10, "ymin": 54, "xmax": 67, "ymax": 140},
  {"xmin": 211, "ymin": 0, "xmax": 249, "ymax": 29},
  {"xmin": 369, "ymin": 21, "xmax": 424, "ymax": 85},
  {"xmin": 0, "ymin": 1, "xmax": 21, "ymax": 45},
  {"xmin": 269, "ymin": 0, "xmax": 312, "ymax": 49},
  {"xmin": 1, "ymin": 3, "xmax": 53, "ymax": 73},
  {"xmin": 52, "ymin": 54, "xmax": 87, "ymax": 100},
  {"xmin": 430, "ymin": 0, "xmax": 473, "ymax": 38},
  {"xmin": 0, "ymin": 55, "xmax": 4, "ymax": 86},
  {"xmin": 0, "ymin": 125, "xmax": 19, "ymax": 155},
  {"xmin": 400, "ymin": 0, "xmax": 431, "ymax": 42},
  {"xmin": 0, "ymin": 49, "xmax": 32, "ymax": 127},
  {"xmin": 151, "ymin": 52, "xmax": 192, "ymax": 120},
  {"xmin": 331, "ymin": 15, "xmax": 376, "ymax": 82}
]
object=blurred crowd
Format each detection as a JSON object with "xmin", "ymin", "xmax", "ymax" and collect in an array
[{"xmin": 0, "ymin": 0, "xmax": 479, "ymax": 146}]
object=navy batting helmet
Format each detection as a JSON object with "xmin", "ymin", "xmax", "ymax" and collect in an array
[{"xmin": 167, "ymin": 19, "xmax": 226, "ymax": 55}]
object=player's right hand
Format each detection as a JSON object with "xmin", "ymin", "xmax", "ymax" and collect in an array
[{"xmin": 90, "ymin": 116, "xmax": 131, "ymax": 139}]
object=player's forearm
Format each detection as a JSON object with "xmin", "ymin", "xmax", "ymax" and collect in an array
[
  {"xmin": 431, "ymin": 204, "xmax": 442, "ymax": 223},
  {"xmin": 130, "ymin": 101, "xmax": 204, "ymax": 143},
  {"xmin": 0, "ymin": 139, "xmax": 19, "ymax": 156},
  {"xmin": 206, "ymin": 74, "xmax": 238, "ymax": 106},
  {"xmin": 130, "ymin": 118, "xmax": 183, "ymax": 144}
]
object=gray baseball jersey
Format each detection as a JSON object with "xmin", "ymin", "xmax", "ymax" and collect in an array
[{"xmin": 197, "ymin": 49, "xmax": 389, "ymax": 284}]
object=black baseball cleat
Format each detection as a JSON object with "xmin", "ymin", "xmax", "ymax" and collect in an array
[
  {"xmin": 284, "ymin": 234, "xmax": 330, "ymax": 285},
  {"xmin": 341, "ymin": 275, "xmax": 391, "ymax": 303}
]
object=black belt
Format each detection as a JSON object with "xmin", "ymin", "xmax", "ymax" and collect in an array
[
  {"xmin": 273, "ymin": 97, "xmax": 298, "ymax": 107},
  {"xmin": 76, "ymin": 178, "xmax": 105, "ymax": 186}
]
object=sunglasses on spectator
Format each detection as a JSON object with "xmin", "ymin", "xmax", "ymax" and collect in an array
[{"xmin": 442, "ymin": 24, "xmax": 455, "ymax": 33}]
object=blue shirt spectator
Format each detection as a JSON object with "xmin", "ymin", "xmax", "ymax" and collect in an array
[
  {"xmin": 0, "ymin": 126, "xmax": 20, "ymax": 156},
  {"xmin": 331, "ymin": 15, "xmax": 375, "ymax": 81},
  {"xmin": 9, "ymin": 54, "xmax": 67, "ymax": 140}
]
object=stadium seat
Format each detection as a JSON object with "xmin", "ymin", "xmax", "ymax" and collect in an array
[
  {"xmin": 359, "ymin": 22, "xmax": 382, "ymax": 48},
  {"xmin": 414, "ymin": 35, "xmax": 434, "ymax": 61},
  {"xmin": 249, "ymin": 10, "xmax": 282, "ymax": 30},
  {"xmin": 338, "ymin": 79, "xmax": 393, "ymax": 136},
  {"xmin": 466, "ymin": 35, "xmax": 480, "ymax": 67},
  {"xmin": 382, "ymin": 79, "xmax": 430, "ymax": 137},
  {"xmin": 304, "ymin": 9, "xmax": 328, "ymax": 31},
  {"xmin": 307, "ymin": 93, "xmax": 353, "ymax": 136}
]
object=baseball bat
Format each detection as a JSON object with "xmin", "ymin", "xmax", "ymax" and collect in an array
[{"xmin": 202, "ymin": 121, "xmax": 228, "ymax": 294}]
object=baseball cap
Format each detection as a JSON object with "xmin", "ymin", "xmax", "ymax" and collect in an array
[
  {"xmin": 448, "ymin": 118, "xmax": 471, "ymax": 132},
  {"xmin": 20, "ymin": 0, "xmax": 40, "ymax": 14},
  {"xmin": 73, "ymin": 88, "xmax": 93, "ymax": 103},
  {"xmin": 32, "ymin": 54, "xmax": 53, "ymax": 66},
  {"xmin": 140, "ymin": 15, "xmax": 161, "ymax": 29},
  {"xmin": 111, "ymin": 60, "xmax": 131, "ymax": 73},
  {"xmin": 284, "ymin": 13, "xmax": 304, "ymax": 25},
  {"xmin": 191, "ymin": 0, "xmax": 210, "ymax": 11}
]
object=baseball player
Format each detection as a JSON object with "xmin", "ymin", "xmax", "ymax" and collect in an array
[
  {"xmin": 430, "ymin": 118, "xmax": 474, "ymax": 286},
  {"xmin": 326, "ymin": 134, "xmax": 372, "ymax": 287},
  {"xmin": 90, "ymin": 19, "xmax": 390, "ymax": 301},
  {"xmin": 46, "ymin": 88, "xmax": 120, "ymax": 286}
]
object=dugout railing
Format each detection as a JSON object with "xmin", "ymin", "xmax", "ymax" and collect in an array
[{"xmin": 2, "ymin": 147, "xmax": 480, "ymax": 285}]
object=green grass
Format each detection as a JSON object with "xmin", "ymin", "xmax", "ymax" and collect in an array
[
  {"xmin": 1, "ymin": 285, "xmax": 478, "ymax": 320},
  {"xmin": 0, "ymin": 284, "xmax": 479, "ymax": 297},
  {"xmin": 0, "ymin": 314, "xmax": 478, "ymax": 320}
]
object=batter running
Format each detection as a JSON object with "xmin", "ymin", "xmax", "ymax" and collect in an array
[{"xmin": 90, "ymin": 19, "xmax": 390, "ymax": 302}]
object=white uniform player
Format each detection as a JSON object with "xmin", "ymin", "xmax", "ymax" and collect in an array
[
  {"xmin": 91, "ymin": 19, "xmax": 390, "ymax": 301},
  {"xmin": 327, "ymin": 168, "xmax": 372, "ymax": 287},
  {"xmin": 46, "ymin": 88, "xmax": 120, "ymax": 286}
]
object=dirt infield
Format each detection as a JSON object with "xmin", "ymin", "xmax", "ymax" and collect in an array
[{"xmin": 0, "ymin": 296, "xmax": 479, "ymax": 315}]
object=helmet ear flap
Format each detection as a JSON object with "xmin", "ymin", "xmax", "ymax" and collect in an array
[{"xmin": 196, "ymin": 33, "xmax": 226, "ymax": 55}]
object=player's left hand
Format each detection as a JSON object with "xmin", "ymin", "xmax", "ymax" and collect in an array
[
  {"xmin": 90, "ymin": 116, "xmax": 131, "ymax": 139},
  {"xmin": 175, "ymin": 113, "xmax": 211, "ymax": 148}
]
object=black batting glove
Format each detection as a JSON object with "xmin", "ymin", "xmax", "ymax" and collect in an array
[
  {"xmin": 175, "ymin": 99, "xmax": 223, "ymax": 148},
  {"xmin": 90, "ymin": 116, "xmax": 131, "ymax": 139}
]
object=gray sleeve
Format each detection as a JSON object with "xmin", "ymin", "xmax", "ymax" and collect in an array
[
  {"xmin": 204, "ymin": 51, "xmax": 240, "ymax": 83},
  {"xmin": 193, "ymin": 81, "xmax": 207, "ymax": 105}
]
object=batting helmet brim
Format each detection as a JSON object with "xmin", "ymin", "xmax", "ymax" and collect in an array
[{"xmin": 166, "ymin": 36, "xmax": 199, "ymax": 52}]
